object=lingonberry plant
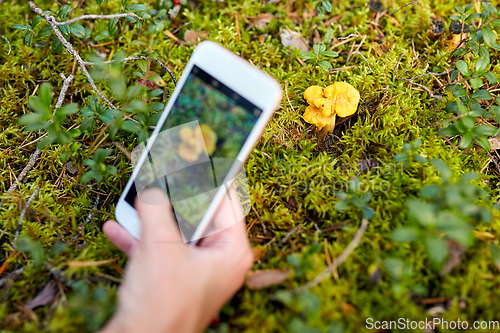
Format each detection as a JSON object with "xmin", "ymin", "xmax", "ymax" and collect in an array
[{"xmin": 439, "ymin": 2, "xmax": 500, "ymax": 150}]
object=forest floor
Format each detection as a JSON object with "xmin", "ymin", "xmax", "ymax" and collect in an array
[{"xmin": 1, "ymin": 0, "xmax": 500, "ymax": 332}]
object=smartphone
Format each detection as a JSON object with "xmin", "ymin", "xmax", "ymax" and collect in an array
[{"xmin": 115, "ymin": 41, "xmax": 282, "ymax": 243}]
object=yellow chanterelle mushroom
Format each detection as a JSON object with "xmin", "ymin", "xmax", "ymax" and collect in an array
[
  {"xmin": 178, "ymin": 124, "xmax": 218, "ymax": 162},
  {"xmin": 303, "ymin": 82, "xmax": 360, "ymax": 137}
]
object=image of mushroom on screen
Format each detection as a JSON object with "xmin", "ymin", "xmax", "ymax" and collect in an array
[{"xmin": 126, "ymin": 65, "xmax": 258, "ymax": 240}]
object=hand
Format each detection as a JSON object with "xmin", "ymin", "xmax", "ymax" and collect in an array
[{"xmin": 100, "ymin": 187, "xmax": 253, "ymax": 333}]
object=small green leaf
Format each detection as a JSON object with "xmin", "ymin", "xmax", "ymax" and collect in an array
[
  {"xmin": 317, "ymin": 60, "xmax": 332, "ymax": 72},
  {"xmin": 322, "ymin": 1, "xmax": 332, "ymax": 12},
  {"xmin": 313, "ymin": 43, "xmax": 326, "ymax": 55},
  {"xmin": 472, "ymin": 89, "xmax": 492, "ymax": 100},
  {"xmin": 301, "ymin": 51, "xmax": 316, "ymax": 59},
  {"xmin": 25, "ymin": 32, "xmax": 33, "ymax": 47},
  {"xmin": 484, "ymin": 72, "xmax": 497, "ymax": 84},
  {"xmin": 39, "ymin": 83, "xmax": 53, "ymax": 106},
  {"xmin": 17, "ymin": 236, "xmax": 45, "ymax": 267},
  {"xmin": 455, "ymin": 60, "xmax": 470, "ymax": 76},
  {"xmin": 392, "ymin": 227, "xmax": 418, "ymax": 242},
  {"xmin": 475, "ymin": 135, "xmax": 491, "ymax": 150},
  {"xmin": 12, "ymin": 24, "xmax": 28, "ymax": 30},
  {"xmin": 322, "ymin": 50, "xmax": 338, "ymax": 57},
  {"xmin": 465, "ymin": 13, "xmax": 480, "ymax": 21},
  {"xmin": 126, "ymin": 4, "xmax": 148, "ymax": 11},
  {"xmin": 37, "ymin": 25, "xmax": 52, "ymax": 38},
  {"xmin": 408, "ymin": 198, "xmax": 436, "ymax": 226},
  {"xmin": 420, "ymin": 185, "xmax": 440, "ymax": 198},
  {"xmin": 324, "ymin": 27, "xmax": 334, "ymax": 43},
  {"xmin": 459, "ymin": 131, "xmax": 473, "ymax": 148},
  {"xmin": 31, "ymin": 16, "xmax": 43, "ymax": 29},
  {"xmin": 425, "ymin": 237, "xmax": 448, "ymax": 265},
  {"xmin": 430, "ymin": 159, "xmax": 451, "ymax": 182},
  {"xmin": 58, "ymin": 5, "xmax": 71, "ymax": 19},
  {"xmin": 470, "ymin": 77, "xmax": 483, "ymax": 89},
  {"xmin": 492, "ymin": 19, "xmax": 500, "ymax": 28},
  {"xmin": 70, "ymin": 24, "xmax": 86, "ymax": 38},
  {"xmin": 489, "ymin": 244, "xmax": 500, "ymax": 267},
  {"xmin": 122, "ymin": 120, "xmax": 143, "ymax": 132},
  {"xmin": 481, "ymin": 26, "xmax": 496, "ymax": 46},
  {"xmin": 473, "ymin": 124, "xmax": 496, "ymax": 136},
  {"xmin": 450, "ymin": 70, "xmax": 458, "ymax": 81},
  {"xmin": 362, "ymin": 206, "xmax": 375, "ymax": 219},
  {"xmin": 475, "ymin": 55, "xmax": 489, "ymax": 73}
]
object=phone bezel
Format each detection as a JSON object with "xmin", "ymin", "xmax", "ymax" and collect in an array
[{"xmin": 115, "ymin": 41, "xmax": 282, "ymax": 243}]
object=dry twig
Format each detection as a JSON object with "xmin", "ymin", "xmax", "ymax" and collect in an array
[
  {"xmin": 397, "ymin": 78, "xmax": 442, "ymax": 99},
  {"xmin": 0, "ymin": 267, "xmax": 25, "ymax": 288},
  {"xmin": 56, "ymin": 13, "xmax": 144, "ymax": 26},
  {"xmin": 338, "ymin": 33, "xmax": 359, "ymax": 40},
  {"xmin": 83, "ymin": 56, "xmax": 177, "ymax": 86},
  {"xmin": 287, "ymin": 218, "xmax": 368, "ymax": 295},
  {"xmin": 0, "ymin": 35, "xmax": 11, "ymax": 55},
  {"xmin": 29, "ymin": 1, "xmax": 120, "ymax": 109},
  {"xmin": 69, "ymin": 195, "xmax": 101, "ymax": 242},
  {"xmin": 352, "ymin": 51, "xmax": 374, "ymax": 74},
  {"xmin": 13, "ymin": 186, "xmax": 40, "ymax": 246}
]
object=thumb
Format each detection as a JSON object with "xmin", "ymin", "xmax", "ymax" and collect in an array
[{"xmin": 135, "ymin": 188, "xmax": 184, "ymax": 245}]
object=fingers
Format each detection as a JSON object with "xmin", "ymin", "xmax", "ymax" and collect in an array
[
  {"xmin": 135, "ymin": 188, "xmax": 184, "ymax": 245},
  {"xmin": 199, "ymin": 186, "xmax": 249, "ymax": 251},
  {"xmin": 103, "ymin": 220, "xmax": 137, "ymax": 257}
]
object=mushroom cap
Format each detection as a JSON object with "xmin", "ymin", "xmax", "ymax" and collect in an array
[
  {"xmin": 324, "ymin": 82, "xmax": 360, "ymax": 117},
  {"xmin": 303, "ymin": 85, "xmax": 324, "ymax": 104},
  {"xmin": 178, "ymin": 142, "xmax": 203, "ymax": 162},
  {"xmin": 449, "ymin": 20, "xmax": 470, "ymax": 34},
  {"xmin": 178, "ymin": 124, "xmax": 218, "ymax": 161},
  {"xmin": 303, "ymin": 105, "xmax": 330, "ymax": 128},
  {"xmin": 312, "ymin": 97, "xmax": 333, "ymax": 117}
]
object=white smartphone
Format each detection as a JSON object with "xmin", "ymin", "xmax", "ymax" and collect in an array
[{"xmin": 115, "ymin": 41, "xmax": 282, "ymax": 243}]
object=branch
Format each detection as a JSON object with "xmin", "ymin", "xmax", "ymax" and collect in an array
[
  {"xmin": 84, "ymin": 56, "xmax": 177, "ymax": 86},
  {"xmin": 397, "ymin": 78, "xmax": 442, "ymax": 99},
  {"xmin": 286, "ymin": 218, "xmax": 368, "ymax": 296},
  {"xmin": 6, "ymin": 73, "xmax": 74, "ymax": 194},
  {"xmin": 352, "ymin": 51, "xmax": 374, "ymax": 74},
  {"xmin": 69, "ymin": 194, "xmax": 100, "ymax": 242},
  {"xmin": 1, "ymin": 35, "xmax": 11, "ymax": 55},
  {"xmin": 338, "ymin": 33, "xmax": 359, "ymax": 40},
  {"xmin": 389, "ymin": 1, "xmax": 418, "ymax": 15},
  {"xmin": 13, "ymin": 186, "xmax": 40, "ymax": 246},
  {"xmin": 29, "ymin": 1, "xmax": 117, "ymax": 110},
  {"xmin": 0, "ymin": 267, "xmax": 25, "ymax": 288},
  {"xmin": 56, "ymin": 13, "xmax": 144, "ymax": 26}
]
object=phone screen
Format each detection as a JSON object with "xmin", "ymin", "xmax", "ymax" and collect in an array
[{"xmin": 124, "ymin": 65, "xmax": 262, "ymax": 240}]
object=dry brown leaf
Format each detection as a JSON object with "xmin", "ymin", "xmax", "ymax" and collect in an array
[
  {"xmin": 184, "ymin": 30, "xmax": 209, "ymax": 45},
  {"xmin": 25, "ymin": 280, "xmax": 57, "ymax": 310},
  {"xmin": 440, "ymin": 240, "xmax": 467, "ymax": 276},
  {"xmin": 252, "ymin": 247, "xmax": 263, "ymax": 262},
  {"xmin": 474, "ymin": 230, "xmax": 496, "ymax": 241},
  {"xmin": 67, "ymin": 257, "xmax": 119, "ymax": 267},
  {"xmin": 340, "ymin": 301, "xmax": 358, "ymax": 315},
  {"xmin": 489, "ymin": 138, "xmax": 500, "ymax": 150},
  {"xmin": 245, "ymin": 269, "xmax": 289, "ymax": 289},
  {"xmin": 280, "ymin": 30, "xmax": 309, "ymax": 51},
  {"xmin": 65, "ymin": 162, "xmax": 78, "ymax": 175}
]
